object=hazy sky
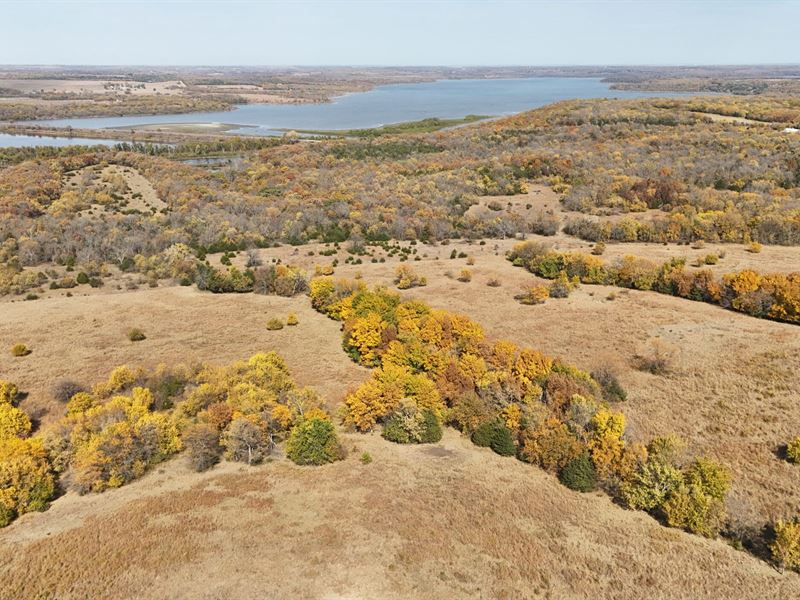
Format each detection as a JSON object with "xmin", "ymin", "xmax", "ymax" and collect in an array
[{"xmin": 2, "ymin": 0, "xmax": 799, "ymax": 66}]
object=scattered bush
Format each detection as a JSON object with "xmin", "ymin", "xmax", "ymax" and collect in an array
[
  {"xmin": 787, "ymin": 437, "xmax": 800, "ymax": 464},
  {"xmin": 746, "ymin": 241, "xmax": 763, "ymax": 254},
  {"xmin": 591, "ymin": 242, "xmax": 606, "ymax": 256},
  {"xmin": 591, "ymin": 365, "xmax": 627, "ymax": 402},
  {"xmin": 266, "ymin": 318, "xmax": 284, "ymax": 330},
  {"xmin": 486, "ymin": 277, "xmax": 501, "ymax": 287},
  {"xmin": 394, "ymin": 264, "xmax": 427, "ymax": 289},
  {"xmin": 360, "ymin": 452, "xmax": 372, "ymax": 464},
  {"xmin": 51, "ymin": 380, "xmax": 85, "ymax": 403},
  {"xmin": 457, "ymin": 268, "xmax": 472, "ymax": 282},
  {"xmin": 516, "ymin": 283, "xmax": 549, "ymax": 305},
  {"xmin": 286, "ymin": 313, "xmax": 299, "ymax": 326},
  {"xmin": 636, "ymin": 339, "xmax": 677, "ymax": 375},
  {"xmin": 10, "ymin": 343, "xmax": 30, "ymax": 357},
  {"xmin": 127, "ymin": 328, "xmax": 146, "ymax": 342},
  {"xmin": 559, "ymin": 453, "xmax": 598, "ymax": 492},
  {"xmin": 286, "ymin": 417, "xmax": 343, "ymax": 465}
]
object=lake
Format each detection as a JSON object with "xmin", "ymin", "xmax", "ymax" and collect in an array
[
  {"xmin": 0, "ymin": 132, "xmax": 120, "ymax": 148},
  {"xmin": 25, "ymin": 77, "xmax": 680, "ymax": 136}
]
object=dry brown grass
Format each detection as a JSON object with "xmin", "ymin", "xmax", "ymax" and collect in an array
[
  {"xmin": 2, "ymin": 229, "xmax": 800, "ymax": 596},
  {"xmin": 0, "ymin": 430, "xmax": 797, "ymax": 599}
]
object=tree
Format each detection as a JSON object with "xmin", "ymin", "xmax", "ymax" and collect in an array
[
  {"xmin": 222, "ymin": 417, "xmax": 271, "ymax": 465},
  {"xmin": 286, "ymin": 417, "xmax": 343, "ymax": 465},
  {"xmin": 0, "ymin": 437, "xmax": 55, "ymax": 527},
  {"xmin": 183, "ymin": 423, "xmax": 222, "ymax": 471},
  {"xmin": 559, "ymin": 453, "xmax": 598, "ymax": 492}
]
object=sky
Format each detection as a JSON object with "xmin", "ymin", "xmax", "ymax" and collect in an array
[{"xmin": 1, "ymin": 0, "xmax": 799, "ymax": 66}]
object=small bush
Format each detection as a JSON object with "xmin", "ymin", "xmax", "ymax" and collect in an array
[
  {"xmin": 127, "ymin": 328, "xmax": 146, "ymax": 342},
  {"xmin": 486, "ymin": 277, "xmax": 501, "ymax": 287},
  {"xmin": 183, "ymin": 423, "xmax": 223, "ymax": 472},
  {"xmin": 51, "ymin": 380, "xmax": 85, "ymax": 403},
  {"xmin": 636, "ymin": 339, "xmax": 677, "ymax": 375},
  {"xmin": 746, "ymin": 241, "xmax": 762, "ymax": 254},
  {"xmin": 286, "ymin": 417, "xmax": 343, "ymax": 465},
  {"xmin": 10, "ymin": 344, "xmax": 30, "ymax": 357},
  {"xmin": 286, "ymin": 313, "xmax": 299, "ymax": 326},
  {"xmin": 76, "ymin": 272, "xmax": 89, "ymax": 285},
  {"xmin": 266, "ymin": 318, "xmax": 284, "ymax": 330},
  {"xmin": 591, "ymin": 365, "xmax": 627, "ymax": 402},
  {"xmin": 786, "ymin": 437, "xmax": 800, "ymax": 464},
  {"xmin": 559, "ymin": 453, "xmax": 598, "ymax": 492},
  {"xmin": 457, "ymin": 268, "xmax": 472, "ymax": 283},
  {"xmin": 516, "ymin": 284, "xmax": 549, "ymax": 305},
  {"xmin": 360, "ymin": 452, "xmax": 373, "ymax": 464},
  {"xmin": 703, "ymin": 254, "xmax": 719, "ymax": 265},
  {"xmin": 591, "ymin": 242, "xmax": 606, "ymax": 256},
  {"xmin": 466, "ymin": 256, "xmax": 476, "ymax": 265},
  {"xmin": 394, "ymin": 264, "xmax": 427, "ymax": 289}
]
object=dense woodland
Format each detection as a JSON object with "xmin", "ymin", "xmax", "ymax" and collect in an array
[{"xmin": 1, "ymin": 95, "xmax": 800, "ymax": 297}]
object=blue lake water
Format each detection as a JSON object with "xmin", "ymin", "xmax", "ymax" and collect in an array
[
  {"xmin": 24, "ymin": 77, "xmax": 681, "ymax": 138},
  {"xmin": 0, "ymin": 133, "xmax": 119, "ymax": 148}
]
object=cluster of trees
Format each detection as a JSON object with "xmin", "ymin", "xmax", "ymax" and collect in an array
[
  {"xmin": 0, "ymin": 94, "xmax": 237, "ymax": 122},
  {"xmin": 508, "ymin": 241, "xmax": 800, "ymax": 324},
  {"xmin": 307, "ymin": 277, "xmax": 735, "ymax": 539},
  {"xmin": 0, "ymin": 352, "xmax": 342, "ymax": 528},
  {"xmin": 0, "ymin": 380, "xmax": 55, "ymax": 526}
]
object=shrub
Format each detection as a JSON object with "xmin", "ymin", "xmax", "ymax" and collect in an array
[
  {"xmin": 51, "ymin": 379, "xmax": 85, "ymax": 403},
  {"xmin": 591, "ymin": 242, "xmax": 606, "ymax": 256},
  {"xmin": 222, "ymin": 417, "xmax": 271, "ymax": 465},
  {"xmin": 183, "ymin": 423, "xmax": 222, "ymax": 472},
  {"xmin": 394, "ymin": 264, "xmax": 427, "ymax": 289},
  {"xmin": 10, "ymin": 343, "xmax": 30, "ymax": 357},
  {"xmin": 472, "ymin": 419, "xmax": 516, "ymax": 456},
  {"xmin": 591, "ymin": 365, "xmax": 627, "ymax": 402},
  {"xmin": 548, "ymin": 272, "xmax": 573, "ymax": 298},
  {"xmin": 360, "ymin": 452, "xmax": 372, "ymax": 464},
  {"xmin": 457, "ymin": 268, "xmax": 472, "ymax": 283},
  {"xmin": 286, "ymin": 417, "xmax": 343, "ymax": 465},
  {"xmin": 286, "ymin": 313, "xmax": 299, "ymax": 326},
  {"xmin": 0, "ymin": 381, "xmax": 19, "ymax": 404},
  {"xmin": 746, "ymin": 241, "xmax": 762, "ymax": 254},
  {"xmin": 559, "ymin": 453, "xmax": 598, "ymax": 492},
  {"xmin": 266, "ymin": 318, "xmax": 284, "ymax": 330},
  {"xmin": 76, "ymin": 271, "xmax": 89, "ymax": 285},
  {"xmin": 127, "ymin": 328, "xmax": 146, "ymax": 342},
  {"xmin": 771, "ymin": 519, "xmax": 800, "ymax": 571},
  {"xmin": 516, "ymin": 283, "xmax": 549, "ymax": 305},
  {"xmin": 636, "ymin": 339, "xmax": 677, "ymax": 375},
  {"xmin": 786, "ymin": 437, "xmax": 800, "ymax": 464},
  {"xmin": 486, "ymin": 277, "xmax": 501, "ymax": 287}
]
